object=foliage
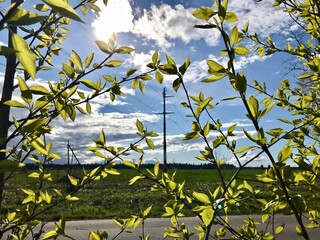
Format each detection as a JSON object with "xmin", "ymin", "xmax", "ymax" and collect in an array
[{"xmin": 0, "ymin": 0, "xmax": 319, "ymax": 240}]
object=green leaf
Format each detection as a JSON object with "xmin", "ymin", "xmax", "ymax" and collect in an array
[
  {"xmin": 129, "ymin": 175, "xmax": 145, "ymax": 185},
  {"xmin": 230, "ymin": 26, "xmax": 239, "ymax": 45},
  {"xmin": 193, "ymin": 192, "xmax": 211, "ymax": 204},
  {"xmin": 68, "ymin": 175, "xmax": 79, "ymax": 186},
  {"xmin": 84, "ymin": 53, "xmax": 94, "ymax": 69},
  {"xmin": 43, "ymin": 0, "xmax": 84, "ymax": 23},
  {"xmin": 154, "ymin": 162, "xmax": 159, "ymax": 176},
  {"xmin": 225, "ymin": 12, "xmax": 238, "ymax": 22},
  {"xmin": 234, "ymin": 45, "xmax": 250, "ymax": 55},
  {"xmin": 33, "ymin": 4, "xmax": 50, "ymax": 12},
  {"xmin": 152, "ymin": 51, "xmax": 158, "ymax": 65},
  {"xmin": 123, "ymin": 160, "xmax": 136, "ymax": 168},
  {"xmin": 4, "ymin": 100, "xmax": 27, "ymax": 108},
  {"xmin": 81, "ymin": 79, "xmax": 97, "ymax": 90},
  {"xmin": 29, "ymin": 85, "xmax": 51, "ymax": 95},
  {"xmin": 95, "ymin": 40, "xmax": 111, "ymax": 54},
  {"xmin": 276, "ymin": 224, "xmax": 285, "ymax": 234},
  {"xmin": 115, "ymin": 46, "xmax": 135, "ymax": 54},
  {"xmin": 234, "ymin": 146, "xmax": 255, "ymax": 154},
  {"xmin": 248, "ymin": 96, "xmax": 259, "ymax": 118},
  {"xmin": 126, "ymin": 68, "xmax": 137, "ymax": 77},
  {"xmin": 179, "ymin": 56, "xmax": 190, "ymax": 75},
  {"xmin": 139, "ymin": 81, "xmax": 145, "ymax": 93},
  {"xmin": 145, "ymin": 138, "xmax": 154, "ymax": 150},
  {"xmin": 207, "ymin": 60, "xmax": 225, "ymax": 74},
  {"xmin": 27, "ymin": 136, "xmax": 48, "ymax": 155},
  {"xmin": 136, "ymin": 119, "xmax": 143, "ymax": 133},
  {"xmin": 131, "ymin": 79, "xmax": 139, "ymax": 89},
  {"xmin": 0, "ymin": 45, "xmax": 15, "ymax": 56},
  {"xmin": 41, "ymin": 230, "xmax": 58, "ymax": 240},
  {"xmin": 200, "ymin": 207, "xmax": 214, "ymax": 226},
  {"xmin": 71, "ymin": 50, "xmax": 82, "ymax": 69},
  {"xmin": 155, "ymin": 71, "xmax": 163, "ymax": 84},
  {"xmin": 105, "ymin": 60, "xmax": 123, "ymax": 67},
  {"xmin": 192, "ymin": 7, "xmax": 215, "ymax": 21},
  {"xmin": 7, "ymin": 8, "xmax": 47, "ymax": 26},
  {"xmin": 12, "ymin": 34, "xmax": 36, "ymax": 79},
  {"xmin": 0, "ymin": 160, "xmax": 25, "ymax": 173}
]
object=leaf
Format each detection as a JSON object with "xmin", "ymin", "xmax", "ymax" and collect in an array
[
  {"xmin": 225, "ymin": 12, "xmax": 238, "ymax": 22},
  {"xmin": 123, "ymin": 160, "xmax": 136, "ymax": 168},
  {"xmin": 207, "ymin": 60, "xmax": 225, "ymax": 74},
  {"xmin": 234, "ymin": 146, "xmax": 255, "ymax": 154},
  {"xmin": 7, "ymin": 8, "xmax": 47, "ymax": 26},
  {"xmin": 95, "ymin": 40, "xmax": 111, "ymax": 54},
  {"xmin": 0, "ymin": 160, "xmax": 25, "ymax": 173},
  {"xmin": 234, "ymin": 45, "xmax": 250, "ymax": 55},
  {"xmin": 4, "ymin": 100, "xmax": 27, "ymax": 108},
  {"xmin": 105, "ymin": 60, "xmax": 123, "ymax": 67},
  {"xmin": 84, "ymin": 53, "xmax": 94, "ymax": 68},
  {"xmin": 276, "ymin": 224, "xmax": 285, "ymax": 234},
  {"xmin": 0, "ymin": 45, "xmax": 15, "ymax": 56},
  {"xmin": 27, "ymin": 136, "xmax": 48, "ymax": 155},
  {"xmin": 41, "ymin": 230, "xmax": 58, "ymax": 240},
  {"xmin": 145, "ymin": 138, "xmax": 155, "ymax": 150},
  {"xmin": 81, "ymin": 79, "xmax": 97, "ymax": 90},
  {"xmin": 71, "ymin": 50, "xmax": 82, "ymax": 69},
  {"xmin": 192, "ymin": 7, "xmax": 215, "ymax": 21},
  {"xmin": 154, "ymin": 162, "xmax": 159, "ymax": 176},
  {"xmin": 136, "ymin": 119, "xmax": 143, "ymax": 133},
  {"xmin": 33, "ymin": 4, "xmax": 50, "ymax": 12},
  {"xmin": 29, "ymin": 85, "xmax": 51, "ymax": 95},
  {"xmin": 68, "ymin": 175, "xmax": 79, "ymax": 186},
  {"xmin": 200, "ymin": 207, "xmax": 214, "ymax": 226},
  {"xmin": 12, "ymin": 34, "xmax": 36, "ymax": 79},
  {"xmin": 248, "ymin": 96, "xmax": 259, "ymax": 118},
  {"xmin": 193, "ymin": 192, "xmax": 211, "ymax": 204},
  {"xmin": 115, "ymin": 46, "xmax": 135, "ymax": 54},
  {"xmin": 43, "ymin": 0, "xmax": 84, "ymax": 23},
  {"xmin": 129, "ymin": 175, "xmax": 145, "ymax": 185},
  {"xmin": 152, "ymin": 51, "xmax": 158, "ymax": 64},
  {"xmin": 155, "ymin": 71, "xmax": 163, "ymax": 84}
]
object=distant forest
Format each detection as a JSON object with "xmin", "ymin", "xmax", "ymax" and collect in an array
[{"xmin": 23, "ymin": 162, "xmax": 268, "ymax": 170}]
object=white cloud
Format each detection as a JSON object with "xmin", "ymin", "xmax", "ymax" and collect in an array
[
  {"xmin": 132, "ymin": 4, "xmax": 220, "ymax": 49},
  {"xmin": 228, "ymin": 0, "xmax": 291, "ymax": 36},
  {"xmin": 92, "ymin": 0, "xmax": 134, "ymax": 42}
]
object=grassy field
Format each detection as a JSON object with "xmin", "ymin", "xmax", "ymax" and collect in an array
[{"xmin": 3, "ymin": 168, "xmax": 316, "ymax": 221}]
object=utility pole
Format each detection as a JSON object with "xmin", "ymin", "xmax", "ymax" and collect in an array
[{"xmin": 159, "ymin": 87, "xmax": 174, "ymax": 172}]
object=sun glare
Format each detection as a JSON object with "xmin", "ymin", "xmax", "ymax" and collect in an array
[{"xmin": 92, "ymin": 0, "xmax": 134, "ymax": 42}]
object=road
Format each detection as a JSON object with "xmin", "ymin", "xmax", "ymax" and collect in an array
[{"xmin": 19, "ymin": 215, "xmax": 320, "ymax": 239}]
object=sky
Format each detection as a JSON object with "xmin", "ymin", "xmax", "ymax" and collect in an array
[{"xmin": 0, "ymin": 0, "xmax": 302, "ymax": 167}]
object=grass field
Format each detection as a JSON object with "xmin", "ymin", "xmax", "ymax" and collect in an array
[{"xmin": 3, "ymin": 168, "xmax": 316, "ymax": 221}]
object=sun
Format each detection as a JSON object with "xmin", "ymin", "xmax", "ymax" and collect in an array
[{"xmin": 92, "ymin": 0, "xmax": 134, "ymax": 42}]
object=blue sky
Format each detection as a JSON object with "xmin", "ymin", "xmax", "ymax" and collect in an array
[{"xmin": 0, "ymin": 0, "xmax": 300, "ymax": 166}]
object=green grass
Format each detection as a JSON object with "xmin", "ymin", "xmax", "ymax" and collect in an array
[{"xmin": 3, "ymin": 168, "xmax": 317, "ymax": 221}]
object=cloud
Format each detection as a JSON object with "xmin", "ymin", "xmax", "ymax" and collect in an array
[
  {"xmin": 132, "ymin": 4, "xmax": 220, "ymax": 49},
  {"xmin": 92, "ymin": 0, "xmax": 134, "ymax": 41},
  {"xmin": 228, "ymin": 0, "xmax": 291, "ymax": 36}
]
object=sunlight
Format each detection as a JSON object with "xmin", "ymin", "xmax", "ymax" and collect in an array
[{"xmin": 92, "ymin": 0, "xmax": 134, "ymax": 42}]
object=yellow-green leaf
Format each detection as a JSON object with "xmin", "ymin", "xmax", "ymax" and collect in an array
[
  {"xmin": 12, "ymin": 34, "xmax": 37, "ymax": 79},
  {"xmin": 43, "ymin": 0, "xmax": 84, "ymax": 23},
  {"xmin": 4, "ymin": 100, "xmax": 27, "ymax": 108},
  {"xmin": 234, "ymin": 45, "xmax": 250, "ymax": 55},
  {"xmin": 71, "ymin": 50, "xmax": 82, "ymax": 69},
  {"xmin": 7, "ymin": 8, "xmax": 47, "ymax": 26},
  {"xmin": 105, "ymin": 60, "xmax": 123, "ymax": 67},
  {"xmin": 193, "ymin": 192, "xmax": 211, "ymax": 204},
  {"xmin": 0, "ymin": 160, "xmax": 25, "ymax": 173}
]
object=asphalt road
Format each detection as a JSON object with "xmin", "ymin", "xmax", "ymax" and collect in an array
[{"xmin": 19, "ymin": 215, "xmax": 320, "ymax": 239}]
